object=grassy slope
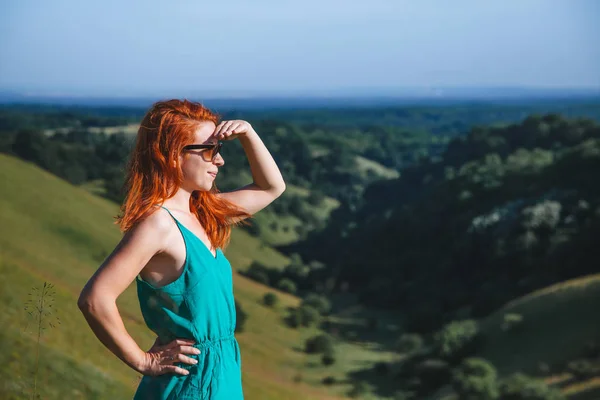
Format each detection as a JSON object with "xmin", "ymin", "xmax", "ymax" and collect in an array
[
  {"xmin": 478, "ymin": 273, "xmax": 600, "ymax": 399},
  {"xmin": 431, "ymin": 274, "xmax": 600, "ymax": 400},
  {"xmin": 0, "ymin": 154, "xmax": 345, "ymax": 400}
]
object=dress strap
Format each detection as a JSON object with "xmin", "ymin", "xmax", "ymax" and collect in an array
[{"xmin": 160, "ymin": 206, "xmax": 178, "ymax": 222}]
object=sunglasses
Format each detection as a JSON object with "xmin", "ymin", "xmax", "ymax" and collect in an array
[{"xmin": 183, "ymin": 142, "xmax": 223, "ymax": 161}]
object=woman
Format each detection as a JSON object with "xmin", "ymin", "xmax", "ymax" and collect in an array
[{"xmin": 77, "ymin": 99, "xmax": 286, "ymax": 399}]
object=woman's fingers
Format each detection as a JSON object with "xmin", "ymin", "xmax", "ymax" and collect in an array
[
  {"xmin": 216, "ymin": 121, "xmax": 234, "ymax": 137},
  {"xmin": 175, "ymin": 353, "xmax": 199, "ymax": 365},
  {"xmin": 165, "ymin": 338, "xmax": 195, "ymax": 348},
  {"xmin": 163, "ymin": 365, "xmax": 190, "ymax": 376},
  {"xmin": 227, "ymin": 122, "xmax": 242, "ymax": 134},
  {"xmin": 214, "ymin": 120, "xmax": 252, "ymax": 139},
  {"xmin": 177, "ymin": 345, "xmax": 201, "ymax": 355}
]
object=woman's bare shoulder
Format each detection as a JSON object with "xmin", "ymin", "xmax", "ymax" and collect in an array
[{"xmin": 126, "ymin": 206, "xmax": 175, "ymax": 241}]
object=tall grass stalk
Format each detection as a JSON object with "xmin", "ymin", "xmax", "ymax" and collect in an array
[{"xmin": 24, "ymin": 281, "xmax": 61, "ymax": 400}]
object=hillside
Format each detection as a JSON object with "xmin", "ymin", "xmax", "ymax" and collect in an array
[
  {"xmin": 479, "ymin": 274, "xmax": 600, "ymax": 399},
  {"xmin": 0, "ymin": 153, "xmax": 348, "ymax": 400}
]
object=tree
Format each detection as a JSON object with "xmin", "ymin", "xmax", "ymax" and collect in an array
[
  {"xmin": 434, "ymin": 320, "xmax": 482, "ymax": 363},
  {"xmin": 452, "ymin": 358, "xmax": 499, "ymax": 400},
  {"xmin": 396, "ymin": 333, "xmax": 424, "ymax": 354},
  {"xmin": 301, "ymin": 293, "xmax": 331, "ymax": 315},
  {"xmin": 305, "ymin": 334, "xmax": 334, "ymax": 354},
  {"xmin": 276, "ymin": 278, "xmax": 297, "ymax": 294},
  {"xmin": 262, "ymin": 292, "xmax": 278, "ymax": 307}
]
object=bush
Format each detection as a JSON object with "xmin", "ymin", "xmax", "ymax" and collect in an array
[
  {"xmin": 434, "ymin": 319, "xmax": 482, "ymax": 363},
  {"xmin": 263, "ymin": 292, "xmax": 278, "ymax": 307},
  {"xmin": 498, "ymin": 373, "xmax": 565, "ymax": 400},
  {"xmin": 244, "ymin": 262, "xmax": 271, "ymax": 285},
  {"xmin": 277, "ymin": 278, "xmax": 297, "ymax": 294},
  {"xmin": 301, "ymin": 293, "xmax": 331, "ymax": 315},
  {"xmin": 374, "ymin": 361, "xmax": 390, "ymax": 376},
  {"xmin": 234, "ymin": 300, "xmax": 247, "ymax": 333},
  {"xmin": 396, "ymin": 333, "xmax": 424, "ymax": 354},
  {"xmin": 244, "ymin": 221, "xmax": 261, "ymax": 236},
  {"xmin": 322, "ymin": 349, "xmax": 336, "ymax": 366},
  {"xmin": 322, "ymin": 376, "xmax": 336, "ymax": 385},
  {"xmin": 297, "ymin": 305, "xmax": 320, "ymax": 327},
  {"xmin": 452, "ymin": 357, "xmax": 499, "ymax": 400},
  {"xmin": 501, "ymin": 313, "xmax": 524, "ymax": 332},
  {"xmin": 348, "ymin": 381, "xmax": 369, "ymax": 398},
  {"xmin": 285, "ymin": 308, "xmax": 302, "ymax": 328},
  {"xmin": 305, "ymin": 334, "xmax": 334, "ymax": 354}
]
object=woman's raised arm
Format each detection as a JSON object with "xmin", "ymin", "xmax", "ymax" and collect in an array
[{"xmin": 214, "ymin": 120, "xmax": 286, "ymax": 218}]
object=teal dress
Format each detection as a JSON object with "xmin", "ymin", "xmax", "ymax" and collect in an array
[{"xmin": 133, "ymin": 206, "xmax": 244, "ymax": 399}]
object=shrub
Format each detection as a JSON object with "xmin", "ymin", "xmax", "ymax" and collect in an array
[
  {"xmin": 305, "ymin": 334, "xmax": 334, "ymax": 354},
  {"xmin": 322, "ymin": 376, "xmax": 336, "ymax": 385},
  {"xmin": 374, "ymin": 361, "xmax": 390, "ymax": 376},
  {"xmin": 452, "ymin": 357, "xmax": 499, "ymax": 400},
  {"xmin": 498, "ymin": 373, "xmax": 565, "ymax": 400},
  {"xmin": 348, "ymin": 381, "xmax": 369, "ymax": 398},
  {"xmin": 284, "ymin": 262, "xmax": 310, "ymax": 281},
  {"xmin": 244, "ymin": 262, "xmax": 271, "ymax": 285},
  {"xmin": 244, "ymin": 221, "xmax": 261, "ymax": 236},
  {"xmin": 322, "ymin": 349, "xmax": 336, "ymax": 366},
  {"xmin": 301, "ymin": 293, "xmax": 331, "ymax": 315},
  {"xmin": 277, "ymin": 278, "xmax": 297, "ymax": 294},
  {"xmin": 297, "ymin": 305, "xmax": 320, "ymax": 327},
  {"xmin": 501, "ymin": 313, "xmax": 524, "ymax": 332},
  {"xmin": 396, "ymin": 333, "xmax": 424, "ymax": 354},
  {"xmin": 434, "ymin": 319, "xmax": 482, "ymax": 363},
  {"xmin": 285, "ymin": 308, "xmax": 302, "ymax": 328},
  {"xmin": 234, "ymin": 300, "xmax": 247, "ymax": 333},
  {"xmin": 263, "ymin": 292, "xmax": 278, "ymax": 307}
]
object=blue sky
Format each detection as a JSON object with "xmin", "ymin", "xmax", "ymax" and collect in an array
[{"xmin": 1, "ymin": 0, "xmax": 598, "ymax": 97}]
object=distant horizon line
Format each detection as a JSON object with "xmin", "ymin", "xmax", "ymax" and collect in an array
[
  {"xmin": 1, "ymin": 86, "xmax": 599, "ymax": 110},
  {"xmin": 2, "ymin": 85, "xmax": 600, "ymax": 100}
]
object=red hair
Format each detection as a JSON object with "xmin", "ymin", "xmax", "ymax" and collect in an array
[{"xmin": 116, "ymin": 99, "xmax": 252, "ymax": 249}]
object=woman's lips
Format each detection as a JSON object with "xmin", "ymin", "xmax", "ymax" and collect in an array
[{"xmin": 208, "ymin": 172, "xmax": 217, "ymax": 178}]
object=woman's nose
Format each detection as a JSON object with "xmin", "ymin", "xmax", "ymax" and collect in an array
[{"xmin": 214, "ymin": 153, "xmax": 225, "ymax": 166}]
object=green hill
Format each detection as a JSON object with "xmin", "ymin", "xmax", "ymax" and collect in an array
[
  {"xmin": 479, "ymin": 273, "xmax": 600, "ymax": 399},
  {"xmin": 0, "ymin": 153, "xmax": 347, "ymax": 400}
]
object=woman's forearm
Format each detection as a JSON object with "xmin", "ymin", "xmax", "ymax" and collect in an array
[
  {"xmin": 238, "ymin": 128, "xmax": 286, "ymax": 193},
  {"xmin": 78, "ymin": 296, "xmax": 146, "ymax": 373}
]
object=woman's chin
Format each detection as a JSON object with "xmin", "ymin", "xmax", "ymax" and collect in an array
[{"xmin": 196, "ymin": 182, "xmax": 214, "ymax": 192}]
